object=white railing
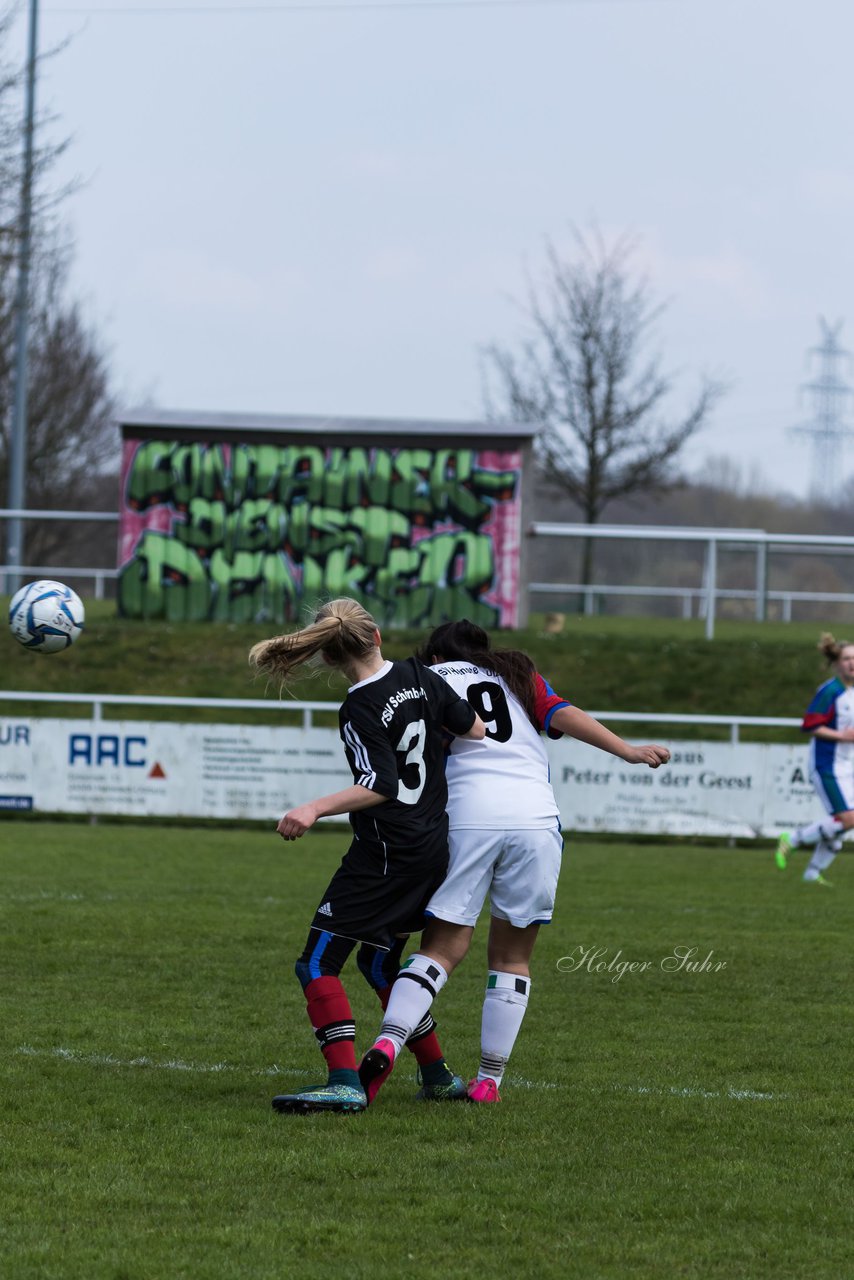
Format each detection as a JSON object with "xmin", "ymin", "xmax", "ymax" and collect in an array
[
  {"xmin": 0, "ymin": 689, "xmax": 799, "ymax": 744},
  {"xmin": 4, "ymin": 568, "xmax": 853, "ymax": 622},
  {"xmin": 529, "ymin": 580, "xmax": 854, "ymax": 623},
  {"xmin": 0, "ymin": 565, "xmax": 118, "ymax": 599},
  {"xmin": 0, "ymin": 690, "xmax": 335, "ymax": 730},
  {"xmin": 0, "ymin": 509, "xmax": 120, "ymax": 595},
  {"xmin": 529, "ymin": 523, "xmax": 854, "ymax": 639},
  {"xmin": 6, "ymin": 513, "xmax": 854, "ymax": 634}
]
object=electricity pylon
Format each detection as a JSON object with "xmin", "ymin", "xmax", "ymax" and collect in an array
[{"xmin": 791, "ymin": 318, "xmax": 854, "ymax": 501}]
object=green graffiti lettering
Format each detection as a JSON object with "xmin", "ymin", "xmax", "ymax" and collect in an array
[
  {"xmin": 416, "ymin": 529, "xmax": 494, "ymax": 597},
  {"xmin": 209, "ymin": 549, "xmax": 298, "ymax": 624},
  {"xmin": 169, "ymin": 443, "xmax": 200, "ymax": 509},
  {"xmin": 372, "ymin": 547, "xmax": 421, "ymax": 614},
  {"xmin": 423, "ymin": 451, "xmax": 520, "ymax": 528},
  {"xmin": 323, "ymin": 448, "xmax": 393, "ymax": 509},
  {"xmin": 229, "ymin": 499, "xmax": 288, "ymax": 556},
  {"xmin": 284, "ymin": 502, "xmax": 309, "ymax": 558},
  {"xmin": 121, "ymin": 439, "xmax": 519, "ymax": 624},
  {"xmin": 174, "ymin": 497, "xmax": 227, "ymax": 553},
  {"xmin": 118, "ymin": 531, "xmax": 210, "ymax": 620},
  {"xmin": 425, "ymin": 586, "xmax": 498, "ymax": 627},
  {"xmin": 198, "ymin": 444, "xmax": 231, "ymax": 504},
  {"xmin": 125, "ymin": 440, "xmax": 176, "ymax": 511},
  {"xmin": 178, "ymin": 498, "xmax": 291, "ymax": 559},
  {"xmin": 344, "ymin": 506, "xmax": 412, "ymax": 567},
  {"xmin": 390, "ymin": 450, "xmax": 434, "ymax": 519},
  {"xmin": 307, "ymin": 508, "xmax": 362, "ymax": 562},
  {"xmin": 231, "ymin": 444, "xmax": 282, "ymax": 504},
  {"xmin": 302, "ymin": 549, "xmax": 371, "ymax": 600},
  {"xmin": 276, "ymin": 447, "xmax": 326, "ymax": 506},
  {"xmin": 470, "ymin": 466, "xmax": 519, "ymax": 506},
  {"xmin": 428, "ymin": 451, "xmax": 485, "ymax": 526}
]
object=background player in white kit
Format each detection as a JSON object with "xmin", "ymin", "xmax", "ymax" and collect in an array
[
  {"xmin": 359, "ymin": 619, "xmax": 670, "ymax": 1104},
  {"xmin": 776, "ymin": 632, "xmax": 854, "ymax": 885}
]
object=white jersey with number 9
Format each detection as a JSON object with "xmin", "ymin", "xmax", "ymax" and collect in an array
[{"xmin": 431, "ymin": 660, "xmax": 568, "ymax": 830}]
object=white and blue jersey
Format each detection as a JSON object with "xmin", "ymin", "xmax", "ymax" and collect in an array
[
  {"xmin": 801, "ymin": 677, "xmax": 854, "ymax": 813},
  {"xmin": 429, "ymin": 661, "xmax": 570, "ymax": 830}
]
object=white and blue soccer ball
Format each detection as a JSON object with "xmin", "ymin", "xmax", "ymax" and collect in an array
[{"xmin": 9, "ymin": 579, "xmax": 85, "ymax": 653}]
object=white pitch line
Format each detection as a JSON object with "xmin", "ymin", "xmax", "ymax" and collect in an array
[
  {"xmin": 14, "ymin": 1046, "xmax": 786, "ymax": 1099},
  {"xmin": 15, "ymin": 1045, "xmax": 314, "ymax": 1080},
  {"xmin": 2, "ymin": 891, "xmax": 92, "ymax": 902},
  {"xmin": 613, "ymin": 1082, "xmax": 785, "ymax": 1102}
]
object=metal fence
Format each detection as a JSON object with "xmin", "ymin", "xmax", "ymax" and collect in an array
[
  {"xmin": 529, "ymin": 580, "xmax": 854, "ymax": 625},
  {"xmin": 0, "ymin": 689, "xmax": 800, "ymax": 744},
  {"xmin": 0, "ymin": 507, "xmax": 119, "ymax": 597},
  {"xmin": 0, "ymin": 564, "xmax": 118, "ymax": 599},
  {"xmin": 5, "ymin": 508, "xmax": 854, "ymax": 636},
  {"xmin": 529, "ymin": 522, "xmax": 854, "ymax": 638}
]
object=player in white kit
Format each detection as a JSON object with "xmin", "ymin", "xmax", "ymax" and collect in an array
[
  {"xmin": 775, "ymin": 633, "xmax": 854, "ymax": 884},
  {"xmin": 358, "ymin": 619, "xmax": 670, "ymax": 1105}
]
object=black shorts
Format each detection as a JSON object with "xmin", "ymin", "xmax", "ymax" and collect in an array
[{"xmin": 309, "ymin": 836, "xmax": 449, "ymax": 950}]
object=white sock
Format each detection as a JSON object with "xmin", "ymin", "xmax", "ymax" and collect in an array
[
  {"xmin": 794, "ymin": 817, "xmax": 844, "ymax": 847},
  {"xmin": 377, "ymin": 954, "xmax": 448, "ymax": 1057},
  {"xmin": 806, "ymin": 841, "xmax": 838, "ymax": 875},
  {"xmin": 478, "ymin": 971, "xmax": 530, "ymax": 1088}
]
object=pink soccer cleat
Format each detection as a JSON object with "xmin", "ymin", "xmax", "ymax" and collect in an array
[{"xmin": 467, "ymin": 1077, "xmax": 501, "ymax": 1103}]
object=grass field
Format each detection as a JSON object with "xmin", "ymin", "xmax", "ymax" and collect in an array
[{"xmin": 3, "ymin": 822, "xmax": 852, "ymax": 1279}]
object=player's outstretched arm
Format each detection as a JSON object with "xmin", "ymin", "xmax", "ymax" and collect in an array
[
  {"xmin": 549, "ymin": 706, "xmax": 670, "ymax": 768},
  {"xmin": 276, "ymin": 784, "xmax": 390, "ymax": 841},
  {"xmin": 813, "ymin": 725, "xmax": 854, "ymax": 742}
]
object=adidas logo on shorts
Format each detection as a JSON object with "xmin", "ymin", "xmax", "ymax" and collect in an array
[{"xmin": 317, "ymin": 902, "xmax": 333, "ymax": 917}]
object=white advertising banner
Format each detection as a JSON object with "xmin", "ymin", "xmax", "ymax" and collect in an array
[
  {"xmin": 0, "ymin": 716, "xmax": 818, "ymax": 837},
  {"xmin": 548, "ymin": 739, "xmax": 817, "ymax": 838},
  {"xmin": 0, "ymin": 718, "xmax": 351, "ymax": 822}
]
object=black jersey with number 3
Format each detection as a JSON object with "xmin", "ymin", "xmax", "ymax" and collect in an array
[{"xmin": 339, "ymin": 656, "xmax": 475, "ymax": 859}]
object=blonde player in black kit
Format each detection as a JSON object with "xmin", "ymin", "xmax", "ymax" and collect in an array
[{"xmin": 250, "ymin": 598, "xmax": 484, "ymax": 1114}]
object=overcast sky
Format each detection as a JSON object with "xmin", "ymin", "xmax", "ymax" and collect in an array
[{"xmin": 15, "ymin": 0, "xmax": 854, "ymax": 501}]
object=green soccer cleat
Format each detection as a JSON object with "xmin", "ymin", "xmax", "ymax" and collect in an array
[
  {"xmin": 272, "ymin": 1083, "xmax": 367, "ymax": 1114},
  {"xmin": 415, "ymin": 1071, "xmax": 468, "ymax": 1102},
  {"xmin": 775, "ymin": 832, "xmax": 793, "ymax": 870},
  {"xmin": 803, "ymin": 872, "xmax": 833, "ymax": 887}
]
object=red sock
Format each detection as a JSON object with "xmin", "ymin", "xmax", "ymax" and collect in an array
[
  {"xmin": 304, "ymin": 975, "xmax": 357, "ymax": 1073},
  {"xmin": 407, "ymin": 1026, "xmax": 445, "ymax": 1068},
  {"xmin": 375, "ymin": 985, "xmax": 445, "ymax": 1068}
]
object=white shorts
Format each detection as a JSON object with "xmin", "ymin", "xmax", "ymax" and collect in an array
[{"xmin": 425, "ymin": 825, "xmax": 564, "ymax": 930}]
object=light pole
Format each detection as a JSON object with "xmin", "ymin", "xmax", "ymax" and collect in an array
[{"xmin": 5, "ymin": 0, "xmax": 39, "ymax": 594}]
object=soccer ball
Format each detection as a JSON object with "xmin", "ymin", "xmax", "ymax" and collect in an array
[{"xmin": 9, "ymin": 579, "xmax": 85, "ymax": 653}]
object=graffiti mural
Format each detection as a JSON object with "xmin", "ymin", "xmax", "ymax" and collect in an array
[{"xmin": 117, "ymin": 439, "xmax": 523, "ymax": 626}]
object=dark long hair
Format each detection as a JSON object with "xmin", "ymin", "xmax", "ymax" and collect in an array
[{"xmin": 418, "ymin": 619, "xmax": 537, "ymax": 727}]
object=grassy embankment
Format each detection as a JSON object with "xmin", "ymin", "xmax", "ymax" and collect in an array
[{"xmin": 0, "ymin": 602, "xmax": 834, "ymax": 737}]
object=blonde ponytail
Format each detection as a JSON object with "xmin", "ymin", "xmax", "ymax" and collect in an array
[
  {"xmin": 818, "ymin": 632, "xmax": 854, "ymax": 667},
  {"xmin": 249, "ymin": 598, "xmax": 378, "ymax": 683}
]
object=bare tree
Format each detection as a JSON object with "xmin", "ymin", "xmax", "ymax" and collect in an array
[
  {"xmin": 484, "ymin": 230, "xmax": 726, "ymax": 586},
  {"xmin": 0, "ymin": 8, "xmax": 117, "ymax": 567}
]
